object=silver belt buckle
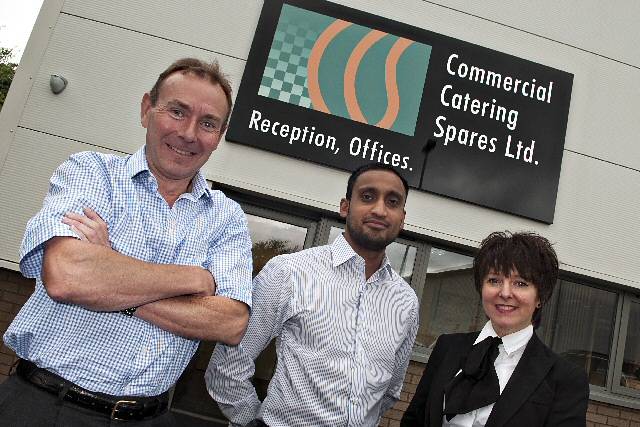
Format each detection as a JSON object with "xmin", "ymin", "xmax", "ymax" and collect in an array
[{"xmin": 111, "ymin": 399, "xmax": 137, "ymax": 420}]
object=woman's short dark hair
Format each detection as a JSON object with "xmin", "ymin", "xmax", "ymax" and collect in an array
[
  {"xmin": 149, "ymin": 58, "xmax": 233, "ymax": 127},
  {"xmin": 473, "ymin": 231, "xmax": 559, "ymax": 324}
]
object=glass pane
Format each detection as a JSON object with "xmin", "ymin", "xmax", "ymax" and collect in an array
[
  {"xmin": 171, "ymin": 214, "xmax": 309, "ymax": 422},
  {"xmin": 545, "ymin": 281, "xmax": 617, "ymax": 387},
  {"xmin": 415, "ymin": 248, "xmax": 478, "ymax": 352},
  {"xmin": 328, "ymin": 226, "xmax": 417, "ymax": 283},
  {"xmin": 620, "ymin": 301, "xmax": 640, "ymax": 390},
  {"xmin": 248, "ymin": 215, "xmax": 308, "ymax": 276}
]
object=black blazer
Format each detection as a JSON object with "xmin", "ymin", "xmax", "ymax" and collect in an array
[{"xmin": 401, "ymin": 331, "xmax": 589, "ymax": 427}]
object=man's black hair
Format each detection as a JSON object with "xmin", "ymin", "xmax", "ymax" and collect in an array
[{"xmin": 345, "ymin": 163, "xmax": 409, "ymax": 200}]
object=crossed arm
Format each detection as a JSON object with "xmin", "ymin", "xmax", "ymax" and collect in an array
[{"xmin": 43, "ymin": 208, "xmax": 249, "ymax": 344}]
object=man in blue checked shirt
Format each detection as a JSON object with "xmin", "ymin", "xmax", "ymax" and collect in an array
[
  {"xmin": 1, "ymin": 58, "xmax": 253, "ymax": 426},
  {"xmin": 207, "ymin": 164, "xmax": 419, "ymax": 427}
]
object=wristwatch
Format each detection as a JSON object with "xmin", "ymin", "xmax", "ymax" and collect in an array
[{"xmin": 120, "ymin": 307, "xmax": 137, "ymax": 317}]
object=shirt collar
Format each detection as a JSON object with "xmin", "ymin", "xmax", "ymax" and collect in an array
[
  {"xmin": 125, "ymin": 146, "xmax": 211, "ymax": 200},
  {"xmin": 126, "ymin": 146, "xmax": 149, "ymax": 178},
  {"xmin": 475, "ymin": 321, "xmax": 533, "ymax": 356},
  {"xmin": 330, "ymin": 233, "xmax": 393, "ymax": 276}
]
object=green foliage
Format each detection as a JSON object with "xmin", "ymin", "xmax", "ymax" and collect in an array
[
  {"xmin": 252, "ymin": 238, "xmax": 300, "ymax": 277},
  {"xmin": 0, "ymin": 48, "xmax": 18, "ymax": 112}
]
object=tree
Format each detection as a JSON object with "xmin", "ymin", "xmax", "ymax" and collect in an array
[
  {"xmin": 251, "ymin": 238, "xmax": 300, "ymax": 277},
  {"xmin": 0, "ymin": 48, "xmax": 18, "ymax": 112}
]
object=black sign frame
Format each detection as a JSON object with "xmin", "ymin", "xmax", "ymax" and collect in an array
[{"xmin": 227, "ymin": 0, "xmax": 574, "ymax": 223}]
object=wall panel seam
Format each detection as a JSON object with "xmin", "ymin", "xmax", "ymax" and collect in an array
[
  {"xmin": 60, "ymin": 12, "xmax": 247, "ymax": 62},
  {"xmin": 16, "ymin": 126, "xmax": 131, "ymax": 155},
  {"xmin": 564, "ymin": 149, "xmax": 640, "ymax": 173},
  {"xmin": 561, "ymin": 262, "xmax": 639, "ymax": 286},
  {"xmin": 403, "ymin": 225, "xmax": 480, "ymax": 246},
  {"xmin": 421, "ymin": 0, "xmax": 640, "ymax": 70}
]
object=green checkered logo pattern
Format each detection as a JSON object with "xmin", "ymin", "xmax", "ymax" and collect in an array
[
  {"xmin": 259, "ymin": 5, "xmax": 431, "ymax": 136},
  {"xmin": 259, "ymin": 15, "xmax": 315, "ymax": 107}
]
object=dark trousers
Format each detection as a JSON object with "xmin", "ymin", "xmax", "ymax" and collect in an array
[{"xmin": 0, "ymin": 375, "xmax": 177, "ymax": 427}]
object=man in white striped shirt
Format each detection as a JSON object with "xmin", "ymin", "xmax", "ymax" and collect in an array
[{"xmin": 206, "ymin": 164, "xmax": 419, "ymax": 427}]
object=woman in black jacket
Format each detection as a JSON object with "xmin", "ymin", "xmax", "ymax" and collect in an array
[{"xmin": 401, "ymin": 231, "xmax": 589, "ymax": 427}]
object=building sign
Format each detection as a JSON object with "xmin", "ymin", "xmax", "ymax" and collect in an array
[{"xmin": 227, "ymin": 0, "xmax": 573, "ymax": 223}]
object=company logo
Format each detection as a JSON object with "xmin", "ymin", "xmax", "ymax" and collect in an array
[{"xmin": 259, "ymin": 4, "xmax": 432, "ymax": 136}]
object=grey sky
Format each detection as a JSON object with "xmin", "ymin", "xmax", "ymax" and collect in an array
[{"xmin": 0, "ymin": 0, "xmax": 44, "ymax": 61}]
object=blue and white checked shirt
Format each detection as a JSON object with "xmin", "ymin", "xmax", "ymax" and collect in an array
[
  {"xmin": 206, "ymin": 234, "xmax": 419, "ymax": 427},
  {"xmin": 4, "ymin": 146, "xmax": 252, "ymax": 396}
]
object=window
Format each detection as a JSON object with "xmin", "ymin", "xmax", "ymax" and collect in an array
[
  {"xmin": 620, "ymin": 300, "xmax": 640, "ymax": 391},
  {"xmin": 540, "ymin": 281, "xmax": 618, "ymax": 388},
  {"xmin": 612, "ymin": 297, "xmax": 640, "ymax": 398},
  {"xmin": 534, "ymin": 280, "xmax": 640, "ymax": 405},
  {"xmin": 414, "ymin": 248, "xmax": 478, "ymax": 357}
]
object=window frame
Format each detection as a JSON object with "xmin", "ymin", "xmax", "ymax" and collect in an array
[
  {"xmin": 242, "ymin": 202, "xmax": 319, "ymax": 250},
  {"xmin": 611, "ymin": 295, "xmax": 640, "ymax": 400}
]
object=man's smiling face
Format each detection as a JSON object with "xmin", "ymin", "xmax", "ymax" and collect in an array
[{"xmin": 141, "ymin": 71, "xmax": 229, "ymax": 189}]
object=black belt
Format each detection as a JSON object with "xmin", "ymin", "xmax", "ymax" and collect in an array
[{"xmin": 16, "ymin": 359, "xmax": 168, "ymax": 421}]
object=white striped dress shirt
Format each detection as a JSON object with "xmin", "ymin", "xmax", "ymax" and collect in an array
[{"xmin": 206, "ymin": 234, "xmax": 419, "ymax": 426}]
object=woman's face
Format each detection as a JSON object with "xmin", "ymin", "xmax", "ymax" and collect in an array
[{"xmin": 481, "ymin": 268, "xmax": 540, "ymax": 337}]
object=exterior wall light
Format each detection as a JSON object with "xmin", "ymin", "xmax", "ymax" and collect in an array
[{"xmin": 49, "ymin": 75, "xmax": 68, "ymax": 94}]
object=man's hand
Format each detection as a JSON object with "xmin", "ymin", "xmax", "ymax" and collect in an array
[{"xmin": 62, "ymin": 207, "xmax": 111, "ymax": 248}]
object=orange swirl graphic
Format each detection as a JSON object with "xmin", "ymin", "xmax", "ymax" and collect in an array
[
  {"xmin": 377, "ymin": 38, "xmax": 413, "ymax": 128},
  {"xmin": 344, "ymin": 29, "xmax": 386, "ymax": 124},
  {"xmin": 307, "ymin": 20, "xmax": 351, "ymax": 113}
]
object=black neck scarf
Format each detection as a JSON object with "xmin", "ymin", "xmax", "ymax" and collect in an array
[{"xmin": 443, "ymin": 335, "xmax": 503, "ymax": 421}]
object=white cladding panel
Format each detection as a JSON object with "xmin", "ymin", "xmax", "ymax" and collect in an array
[
  {"xmin": 54, "ymin": 0, "xmax": 640, "ymax": 171},
  {"xmin": 61, "ymin": 0, "xmax": 261, "ymax": 61},
  {"xmin": 430, "ymin": 0, "xmax": 640, "ymax": 67},
  {"xmin": 62, "ymin": 0, "xmax": 640, "ymax": 67},
  {"xmin": 0, "ymin": 128, "xmax": 117, "ymax": 263},
  {"xmin": 19, "ymin": 14, "xmax": 246, "ymax": 155},
  {"xmin": 0, "ymin": 0, "xmax": 638, "ymax": 290}
]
